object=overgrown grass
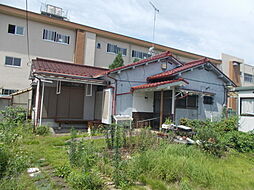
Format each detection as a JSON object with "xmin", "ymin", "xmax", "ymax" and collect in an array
[{"xmin": 129, "ymin": 144, "xmax": 254, "ymax": 190}]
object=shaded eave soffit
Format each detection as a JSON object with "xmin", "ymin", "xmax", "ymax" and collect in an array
[{"xmin": 33, "ymin": 73, "xmax": 106, "ymax": 86}]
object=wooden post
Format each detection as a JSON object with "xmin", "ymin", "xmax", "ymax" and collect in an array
[
  {"xmin": 159, "ymin": 90, "xmax": 164, "ymax": 130},
  {"xmin": 171, "ymin": 87, "xmax": 175, "ymax": 121}
]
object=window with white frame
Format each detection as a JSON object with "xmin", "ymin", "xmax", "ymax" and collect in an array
[
  {"xmin": 86, "ymin": 84, "xmax": 92, "ymax": 96},
  {"xmin": 43, "ymin": 29, "xmax": 70, "ymax": 44},
  {"xmin": 107, "ymin": 43, "xmax": 127, "ymax": 56},
  {"xmin": 5, "ymin": 56, "xmax": 21, "ymax": 67},
  {"xmin": 8, "ymin": 24, "xmax": 24, "ymax": 35},
  {"xmin": 244, "ymin": 73, "xmax": 253, "ymax": 83},
  {"xmin": 240, "ymin": 98, "xmax": 254, "ymax": 115},
  {"xmin": 1, "ymin": 89, "xmax": 17, "ymax": 95},
  {"xmin": 132, "ymin": 50, "xmax": 151, "ymax": 59}
]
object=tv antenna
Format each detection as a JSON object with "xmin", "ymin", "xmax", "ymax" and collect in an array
[{"xmin": 149, "ymin": 1, "xmax": 159, "ymax": 54}]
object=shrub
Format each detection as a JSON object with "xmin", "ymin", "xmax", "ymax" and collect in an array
[
  {"xmin": 35, "ymin": 125, "xmax": 50, "ymax": 136},
  {"xmin": 223, "ymin": 131, "xmax": 254, "ymax": 152},
  {"xmin": 0, "ymin": 106, "xmax": 26, "ymax": 124}
]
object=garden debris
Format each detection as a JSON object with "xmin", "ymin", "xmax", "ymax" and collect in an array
[{"xmin": 27, "ymin": 167, "xmax": 41, "ymax": 177}]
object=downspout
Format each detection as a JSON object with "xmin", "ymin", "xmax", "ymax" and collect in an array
[{"xmin": 107, "ymin": 74, "xmax": 117, "ymax": 115}]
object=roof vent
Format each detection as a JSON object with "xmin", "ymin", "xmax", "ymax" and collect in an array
[{"xmin": 40, "ymin": 3, "xmax": 68, "ymax": 20}]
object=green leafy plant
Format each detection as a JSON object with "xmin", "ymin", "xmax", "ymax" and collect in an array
[
  {"xmin": 109, "ymin": 53, "xmax": 124, "ymax": 69},
  {"xmin": 68, "ymin": 170, "xmax": 104, "ymax": 190},
  {"xmin": 35, "ymin": 125, "xmax": 50, "ymax": 136},
  {"xmin": 0, "ymin": 106, "xmax": 26, "ymax": 124}
]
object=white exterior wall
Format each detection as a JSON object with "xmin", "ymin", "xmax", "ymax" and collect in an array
[
  {"xmin": 0, "ymin": 13, "xmax": 76, "ymax": 90},
  {"xmin": 132, "ymin": 91, "xmax": 154, "ymax": 112},
  {"xmin": 238, "ymin": 90, "xmax": 254, "ymax": 132}
]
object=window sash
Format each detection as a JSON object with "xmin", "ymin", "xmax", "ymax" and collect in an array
[
  {"xmin": 244, "ymin": 73, "xmax": 253, "ymax": 83},
  {"xmin": 8, "ymin": 24, "xmax": 24, "ymax": 35},
  {"xmin": 43, "ymin": 29, "xmax": 70, "ymax": 44},
  {"xmin": 5, "ymin": 56, "xmax": 21, "ymax": 67},
  {"xmin": 132, "ymin": 50, "xmax": 151, "ymax": 59},
  {"xmin": 240, "ymin": 98, "xmax": 254, "ymax": 115},
  {"xmin": 107, "ymin": 43, "xmax": 127, "ymax": 55}
]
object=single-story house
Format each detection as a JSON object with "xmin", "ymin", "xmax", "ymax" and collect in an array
[{"xmin": 30, "ymin": 51, "xmax": 236, "ymax": 129}]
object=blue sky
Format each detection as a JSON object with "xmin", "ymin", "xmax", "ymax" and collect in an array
[{"xmin": 1, "ymin": 0, "xmax": 254, "ymax": 64}]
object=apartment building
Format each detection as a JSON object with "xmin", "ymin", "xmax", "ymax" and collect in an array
[{"xmin": 0, "ymin": 4, "xmax": 222, "ymax": 96}]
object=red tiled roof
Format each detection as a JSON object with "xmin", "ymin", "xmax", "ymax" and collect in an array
[
  {"xmin": 131, "ymin": 78, "xmax": 189, "ymax": 91},
  {"xmin": 32, "ymin": 58, "xmax": 108, "ymax": 78},
  {"xmin": 107, "ymin": 51, "xmax": 173, "ymax": 74},
  {"xmin": 147, "ymin": 57, "xmax": 209, "ymax": 81}
]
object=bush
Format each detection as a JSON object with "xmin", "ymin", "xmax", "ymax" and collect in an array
[
  {"xmin": 223, "ymin": 131, "xmax": 254, "ymax": 152},
  {"xmin": 35, "ymin": 125, "xmax": 50, "ymax": 136},
  {"xmin": 0, "ymin": 106, "xmax": 26, "ymax": 124}
]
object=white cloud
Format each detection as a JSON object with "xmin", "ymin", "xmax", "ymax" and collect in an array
[{"xmin": 1, "ymin": 0, "xmax": 254, "ymax": 64}]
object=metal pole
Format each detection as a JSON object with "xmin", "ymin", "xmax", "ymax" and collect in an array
[
  {"xmin": 34, "ymin": 79, "xmax": 40, "ymax": 127},
  {"xmin": 171, "ymin": 87, "xmax": 175, "ymax": 121},
  {"xmin": 39, "ymin": 82, "xmax": 45, "ymax": 126},
  {"xmin": 159, "ymin": 90, "xmax": 164, "ymax": 130}
]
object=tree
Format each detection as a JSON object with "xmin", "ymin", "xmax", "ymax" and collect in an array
[
  {"xmin": 133, "ymin": 58, "xmax": 140, "ymax": 63},
  {"xmin": 109, "ymin": 53, "xmax": 124, "ymax": 69}
]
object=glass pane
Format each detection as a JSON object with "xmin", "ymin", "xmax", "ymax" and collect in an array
[
  {"xmin": 8, "ymin": 24, "xmax": 15, "ymax": 34},
  {"xmin": 13, "ymin": 58, "xmax": 21, "ymax": 66},
  {"xmin": 5, "ymin": 56, "xmax": 13, "ymax": 65},
  {"xmin": 176, "ymin": 97, "xmax": 186, "ymax": 108},
  {"xmin": 241, "ymin": 99, "xmax": 254, "ymax": 114},
  {"xmin": 187, "ymin": 95, "xmax": 197, "ymax": 108},
  {"xmin": 16, "ymin": 26, "xmax": 24, "ymax": 35}
]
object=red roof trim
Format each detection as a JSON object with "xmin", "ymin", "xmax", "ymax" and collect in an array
[
  {"xmin": 107, "ymin": 51, "xmax": 173, "ymax": 74},
  {"xmin": 147, "ymin": 57, "xmax": 209, "ymax": 81},
  {"xmin": 131, "ymin": 78, "xmax": 188, "ymax": 91}
]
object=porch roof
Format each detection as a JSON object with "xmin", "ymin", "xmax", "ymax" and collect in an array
[
  {"xmin": 131, "ymin": 78, "xmax": 189, "ymax": 92},
  {"xmin": 31, "ymin": 58, "xmax": 108, "ymax": 85}
]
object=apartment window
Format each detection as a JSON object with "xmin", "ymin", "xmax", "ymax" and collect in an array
[
  {"xmin": 96, "ymin": 43, "xmax": 101, "ymax": 49},
  {"xmin": 43, "ymin": 29, "xmax": 70, "ymax": 44},
  {"xmin": 176, "ymin": 95, "xmax": 198, "ymax": 108},
  {"xmin": 5, "ymin": 56, "xmax": 21, "ymax": 67},
  {"xmin": 244, "ymin": 73, "xmax": 253, "ymax": 83},
  {"xmin": 132, "ymin": 50, "xmax": 151, "ymax": 59},
  {"xmin": 8, "ymin": 24, "xmax": 24, "ymax": 35},
  {"xmin": 1, "ymin": 89, "xmax": 17, "ymax": 95},
  {"xmin": 107, "ymin": 43, "xmax": 127, "ymax": 56}
]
